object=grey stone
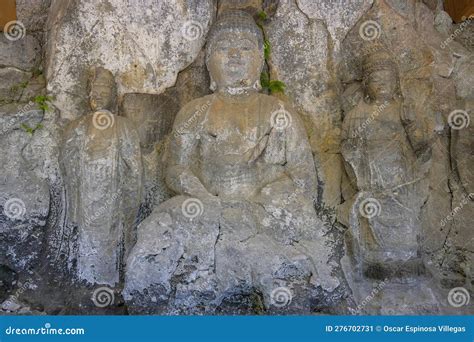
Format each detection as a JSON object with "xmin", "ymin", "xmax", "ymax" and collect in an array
[
  {"xmin": 297, "ymin": 0, "xmax": 374, "ymax": 54},
  {"xmin": 0, "ymin": 68, "xmax": 32, "ymax": 103},
  {"xmin": 16, "ymin": 0, "xmax": 51, "ymax": 32},
  {"xmin": 120, "ymin": 92, "xmax": 179, "ymax": 154},
  {"xmin": 0, "ymin": 35, "xmax": 41, "ymax": 71},
  {"xmin": 1, "ymin": 296, "xmax": 22, "ymax": 312},
  {"xmin": 339, "ymin": 47, "xmax": 435, "ymax": 311},
  {"xmin": 0, "ymin": 109, "xmax": 50, "ymax": 273},
  {"xmin": 45, "ymin": 0, "xmax": 215, "ymax": 120},
  {"xmin": 434, "ymin": 10, "xmax": 453, "ymax": 36},
  {"xmin": 453, "ymin": 20, "xmax": 474, "ymax": 52},
  {"xmin": 19, "ymin": 75, "xmax": 46, "ymax": 103},
  {"xmin": 265, "ymin": 0, "xmax": 342, "ymax": 207},
  {"xmin": 0, "ymin": 0, "xmax": 472, "ymax": 317}
]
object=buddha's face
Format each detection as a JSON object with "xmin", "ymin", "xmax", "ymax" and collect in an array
[
  {"xmin": 366, "ymin": 68, "xmax": 397, "ymax": 101},
  {"xmin": 208, "ymin": 32, "xmax": 263, "ymax": 91},
  {"xmin": 89, "ymin": 80, "xmax": 115, "ymax": 111}
]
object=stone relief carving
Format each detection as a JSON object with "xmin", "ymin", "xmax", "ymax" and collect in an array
[
  {"xmin": 60, "ymin": 67, "xmax": 143, "ymax": 286},
  {"xmin": 123, "ymin": 10, "xmax": 338, "ymax": 314},
  {"xmin": 0, "ymin": 0, "xmax": 472, "ymax": 316},
  {"xmin": 340, "ymin": 47, "xmax": 429, "ymax": 281}
]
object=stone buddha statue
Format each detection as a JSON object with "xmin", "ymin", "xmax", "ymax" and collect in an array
[
  {"xmin": 340, "ymin": 48, "xmax": 426, "ymax": 281},
  {"xmin": 61, "ymin": 67, "xmax": 143, "ymax": 286},
  {"xmin": 124, "ymin": 10, "xmax": 338, "ymax": 314}
]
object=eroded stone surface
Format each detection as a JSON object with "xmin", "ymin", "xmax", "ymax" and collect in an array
[
  {"xmin": 124, "ymin": 11, "xmax": 340, "ymax": 314},
  {"xmin": 0, "ymin": 68, "xmax": 32, "ymax": 103},
  {"xmin": 0, "ymin": 0, "xmax": 472, "ymax": 316},
  {"xmin": 45, "ymin": 0, "xmax": 215, "ymax": 120},
  {"xmin": 0, "ymin": 35, "xmax": 41, "ymax": 71},
  {"xmin": 297, "ymin": 0, "xmax": 374, "ymax": 54},
  {"xmin": 0, "ymin": 109, "xmax": 50, "ymax": 273},
  {"xmin": 61, "ymin": 68, "xmax": 143, "ymax": 285},
  {"xmin": 265, "ymin": 0, "xmax": 342, "ymax": 208}
]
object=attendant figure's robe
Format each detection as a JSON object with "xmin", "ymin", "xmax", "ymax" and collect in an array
[{"xmin": 62, "ymin": 110, "xmax": 142, "ymax": 285}]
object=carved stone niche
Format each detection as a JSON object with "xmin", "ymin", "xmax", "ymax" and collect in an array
[{"xmin": 120, "ymin": 92, "xmax": 180, "ymax": 154}]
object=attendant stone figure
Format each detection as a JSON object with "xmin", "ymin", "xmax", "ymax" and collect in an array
[
  {"xmin": 61, "ymin": 67, "xmax": 143, "ymax": 286},
  {"xmin": 124, "ymin": 10, "xmax": 338, "ymax": 314},
  {"xmin": 341, "ymin": 48, "xmax": 428, "ymax": 281}
]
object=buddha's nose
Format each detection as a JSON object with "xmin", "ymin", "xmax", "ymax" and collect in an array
[{"xmin": 228, "ymin": 48, "xmax": 240, "ymax": 57}]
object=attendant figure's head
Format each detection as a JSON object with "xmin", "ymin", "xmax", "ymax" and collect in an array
[
  {"xmin": 206, "ymin": 10, "xmax": 264, "ymax": 93},
  {"xmin": 88, "ymin": 67, "xmax": 117, "ymax": 111},
  {"xmin": 362, "ymin": 48, "xmax": 399, "ymax": 102}
]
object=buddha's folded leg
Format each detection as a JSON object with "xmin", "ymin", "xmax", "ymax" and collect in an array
[
  {"xmin": 215, "ymin": 198, "xmax": 337, "ymax": 311},
  {"xmin": 123, "ymin": 195, "xmax": 220, "ymax": 313},
  {"xmin": 252, "ymin": 183, "xmax": 340, "ymax": 292},
  {"xmin": 215, "ymin": 212, "xmax": 318, "ymax": 312}
]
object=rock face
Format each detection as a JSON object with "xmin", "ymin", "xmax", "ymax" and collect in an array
[
  {"xmin": 264, "ymin": 0, "xmax": 342, "ymax": 208},
  {"xmin": 296, "ymin": 0, "xmax": 374, "ymax": 54},
  {"xmin": 45, "ymin": 0, "xmax": 215, "ymax": 120},
  {"xmin": 0, "ymin": 35, "xmax": 41, "ymax": 71},
  {"xmin": 0, "ymin": 0, "xmax": 473, "ymax": 316},
  {"xmin": 0, "ymin": 108, "xmax": 50, "ymax": 273}
]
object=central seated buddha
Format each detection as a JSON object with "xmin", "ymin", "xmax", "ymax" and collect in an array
[{"xmin": 124, "ymin": 10, "xmax": 338, "ymax": 314}]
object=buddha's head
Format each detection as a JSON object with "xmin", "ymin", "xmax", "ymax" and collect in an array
[
  {"xmin": 206, "ymin": 10, "xmax": 264, "ymax": 93},
  {"xmin": 88, "ymin": 67, "xmax": 117, "ymax": 111},
  {"xmin": 362, "ymin": 48, "xmax": 399, "ymax": 101}
]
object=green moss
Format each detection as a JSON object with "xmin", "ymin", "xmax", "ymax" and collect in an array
[
  {"xmin": 20, "ymin": 123, "xmax": 43, "ymax": 136},
  {"xmin": 260, "ymin": 72, "xmax": 286, "ymax": 95},
  {"xmin": 256, "ymin": 11, "xmax": 286, "ymax": 94},
  {"xmin": 32, "ymin": 67, "xmax": 43, "ymax": 78},
  {"xmin": 257, "ymin": 11, "xmax": 268, "ymax": 21},
  {"xmin": 34, "ymin": 95, "xmax": 53, "ymax": 111}
]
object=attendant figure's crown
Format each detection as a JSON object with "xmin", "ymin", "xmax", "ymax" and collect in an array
[{"xmin": 362, "ymin": 44, "xmax": 398, "ymax": 74}]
